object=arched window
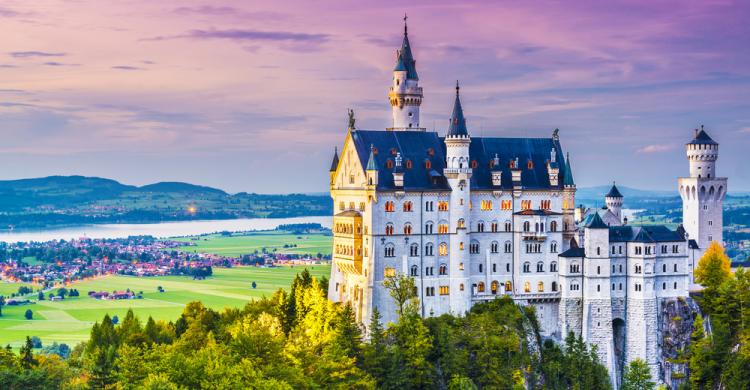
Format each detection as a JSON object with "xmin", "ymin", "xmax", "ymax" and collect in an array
[
  {"xmin": 403, "ymin": 223, "xmax": 412, "ymax": 235},
  {"xmin": 524, "ymin": 281, "xmax": 531, "ymax": 293},
  {"xmin": 477, "ymin": 221, "xmax": 485, "ymax": 232},
  {"xmin": 550, "ymin": 261, "xmax": 558, "ymax": 272},
  {"xmin": 504, "ymin": 241, "xmax": 512, "ymax": 253},
  {"xmin": 469, "ymin": 241, "xmax": 480, "ymax": 254},
  {"xmin": 424, "ymin": 221, "xmax": 434, "ymax": 234},
  {"xmin": 439, "ymin": 243, "xmax": 448, "ymax": 256},
  {"xmin": 551, "ymin": 281, "xmax": 557, "ymax": 292},
  {"xmin": 385, "ymin": 201, "xmax": 394, "ymax": 212},
  {"xmin": 409, "ymin": 243, "xmax": 419, "ymax": 257},
  {"xmin": 550, "ymin": 221, "xmax": 558, "ymax": 232},
  {"xmin": 425, "ymin": 243, "xmax": 434, "ymax": 256},
  {"xmin": 384, "ymin": 244, "xmax": 395, "ymax": 258},
  {"xmin": 491, "ymin": 241, "xmax": 499, "ymax": 253},
  {"xmin": 457, "ymin": 219, "xmax": 465, "ymax": 229},
  {"xmin": 385, "ymin": 223, "xmax": 394, "ymax": 236},
  {"xmin": 439, "ymin": 264, "xmax": 448, "ymax": 275},
  {"xmin": 403, "ymin": 201, "xmax": 413, "ymax": 212},
  {"xmin": 505, "ymin": 221, "xmax": 512, "ymax": 232},
  {"xmin": 410, "ymin": 265, "xmax": 418, "ymax": 276},
  {"xmin": 537, "ymin": 262, "xmax": 544, "ymax": 272},
  {"xmin": 491, "ymin": 281, "xmax": 499, "ymax": 294},
  {"xmin": 523, "ymin": 221, "xmax": 530, "ymax": 232},
  {"xmin": 505, "ymin": 281, "xmax": 512, "ymax": 292},
  {"xmin": 477, "ymin": 282, "xmax": 485, "ymax": 293},
  {"xmin": 538, "ymin": 281, "xmax": 544, "ymax": 292},
  {"xmin": 550, "ymin": 241, "xmax": 558, "ymax": 253},
  {"xmin": 523, "ymin": 262, "xmax": 531, "ymax": 273}
]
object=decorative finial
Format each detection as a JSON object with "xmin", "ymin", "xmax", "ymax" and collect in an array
[
  {"xmin": 552, "ymin": 128, "xmax": 559, "ymax": 141},
  {"xmin": 404, "ymin": 13, "xmax": 408, "ymax": 35},
  {"xmin": 701, "ymin": 124, "xmax": 704, "ymax": 131},
  {"xmin": 456, "ymin": 80, "xmax": 460, "ymax": 95}
]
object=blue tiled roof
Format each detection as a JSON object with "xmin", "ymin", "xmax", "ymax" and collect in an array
[
  {"xmin": 349, "ymin": 130, "xmax": 571, "ymax": 191},
  {"xmin": 563, "ymin": 153, "xmax": 575, "ymax": 187},
  {"xmin": 560, "ymin": 247, "xmax": 585, "ymax": 258},
  {"xmin": 586, "ymin": 212, "xmax": 608, "ymax": 229},
  {"xmin": 609, "ymin": 225, "xmax": 684, "ymax": 243},
  {"xmin": 397, "ymin": 31, "xmax": 418, "ymax": 80},
  {"xmin": 688, "ymin": 129, "xmax": 717, "ymax": 145},
  {"xmin": 329, "ymin": 148, "xmax": 339, "ymax": 172}
]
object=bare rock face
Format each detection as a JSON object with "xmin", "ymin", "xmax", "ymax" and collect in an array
[{"xmin": 658, "ymin": 297, "xmax": 700, "ymax": 388}]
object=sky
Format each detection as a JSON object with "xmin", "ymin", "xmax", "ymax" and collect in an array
[{"xmin": 1, "ymin": 0, "xmax": 749, "ymax": 194}]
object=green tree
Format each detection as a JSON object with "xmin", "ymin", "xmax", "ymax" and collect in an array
[
  {"xmin": 24, "ymin": 309, "xmax": 33, "ymax": 320},
  {"xmin": 382, "ymin": 273, "xmax": 417, "ymax": 318},
  {"xmin": 0, "ymin": 296, "xmax": 4, "ymax": 317},
  {"xmin": 622, "ymin": 358, "xmax": 655, "ymax": 390},
  {"xmin": 695, "ymin": 241, "xmax": 732, "ymax": 313}
]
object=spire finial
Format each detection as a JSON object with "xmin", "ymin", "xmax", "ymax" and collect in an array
[
  {"xmin": 456, "ymin": 80, "xmax": 460, "ymax": 95},
  {"xmin": 404, "ymin": 13, "xmax": 408, "ymax": 35}
]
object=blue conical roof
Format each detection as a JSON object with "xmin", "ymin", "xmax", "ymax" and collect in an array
[
  {"xmin": 606, "ymin": 182, "xmax": 623, "ymax": 198},
  {"xmin": 688, "ymin": 126, "xmax": 717, "ymax": 145},
  {"xmin": 329, "ymin": 147, "xmax": 339, "ymax": 172},
  {"xmin": 563, "ymin": 153, "xmax": 575, "ymax": 187},
  {"xmin": 395, "ymin": 20, "xmax": 418, "ymax": 80},
  {"xmin": 447, "ymin": 82, "xmax": 468, "ymax": 137},
  {"xmin": 366, "ymin": 145, "xmax": 377, "ymax": 171},
  {"xmin": 586, "ymin": 212, "xmax": 608, "ymax": 229}
]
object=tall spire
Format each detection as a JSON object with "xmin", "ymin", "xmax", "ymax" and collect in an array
[
  {"xmin": 395, "ymin": 14, "xmax": 418, "ymax": 80},
  {"xmin": 447, "ymin": 81, "xmax": 468, "ymax": 137},
  {"xmin": 563, "ymin": 152, "xmax": 575, "ymax": 187}
]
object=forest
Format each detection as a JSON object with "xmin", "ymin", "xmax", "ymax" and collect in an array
[{"xmin": 0, "ymin": 244, "xmax": 748, "ymax": 389}]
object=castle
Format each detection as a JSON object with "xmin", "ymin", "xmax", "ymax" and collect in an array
[{"xmin": 327, "ymin": 20, "xmax": 726, "ymax": 387}]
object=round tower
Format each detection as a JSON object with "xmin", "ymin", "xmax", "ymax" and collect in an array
[
  {"xmin": 443, "ymin": 82, "xmax": 471, "ymax": 314},
  {"xmin": 605, "ymin": 182, "xmax": 624, "ymax": 224},
  {"xmin": 388, "ymin": 17, "xmax": 423, "ymax": 131}
]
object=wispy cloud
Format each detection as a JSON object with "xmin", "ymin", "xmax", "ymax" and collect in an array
[
  {"xmin": 111, "ymin": 65, "xmax": 143, "ymax": 71},
  {"xmin": 173, "ymin": 6, "xmax": 239, "ymax": 16},
  {"xmin": 636, "ymin": 144, "xmax": 675, "ymax": 154},
  {"xmin": 10, "ymin": 51, "xmax": 66, "ymax": 58},
  {"xmin": 43, "ymin": 61, "xmax": 79, "ymax": 66},
  {"xmin": 144, "ymin": 28, "xmax": 330, "ymax": 44}
]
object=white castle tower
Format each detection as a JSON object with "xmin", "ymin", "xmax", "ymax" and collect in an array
[
  {"xmin": 443, "ymin": 82, "xmax": 471, "ymax": 314},
  {"xmin": 388, "ymin": 17, "xmax": 423, "ymax": 131},
  {"xmin": 605, "ymin": 182, "xmax": 624, "ymax": 224},
  {"xmin": 678, "ymin": 126, "xmax": 727, "ymax": 280}
]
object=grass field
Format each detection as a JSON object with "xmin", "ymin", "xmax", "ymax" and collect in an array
[
  {"xmin": 173, "ymin": 231, "xmax": 332, "ymax": 257},
  {"xmin": 0, "ymin": 282, "xmax": 35, "ymax": 296},
  {"xmin": 0, "ymin": 265, "xmax": 329, "ymax": 348}
]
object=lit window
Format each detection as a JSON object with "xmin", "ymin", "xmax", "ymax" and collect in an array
[
  {"xmin": 439, "ymin": 243, "xmax": 448, "ymax": 256},
  {"xmin": 524, "ymin": 282, "xmax": 531, "ymax": 293},
  {"xmin": 481, "ymin": 200, "xmax": 493, "ymax": 211},
  {"xmin": 384, "ymin": 267, "xmax": 396, "ymax": 277}
]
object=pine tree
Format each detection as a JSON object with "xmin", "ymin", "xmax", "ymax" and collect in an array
[{"xmin": 19, "ymin": 336, "xmax": 36, "ymax": 369}]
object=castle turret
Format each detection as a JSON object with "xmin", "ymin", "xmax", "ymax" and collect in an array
[
  {"xmin": 562, "ymin": 152, "xmax": 577, "ymax": 249},
  {"xmin": 365, "ymin": 144, "xmax": 378, "ymax": 188},
  {"xmin": 582, "ymin": 213, "xmax": 616, "ymax": 386},
  {"xmin": 605, "ymin": 182, "xmax": 624, "ymax": 224},
  {"xmin": 678, "ymin": 126, "xmax": 727, "ymax": 286},
  {"xmin": 443, "ymin": 82, "xmax": 471, "ymax": 314},
  {"xmin": 388, "ymin": 17, "xmax": 423, "ymax": 131}
]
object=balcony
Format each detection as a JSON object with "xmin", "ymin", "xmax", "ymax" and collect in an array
[{"xmin": 521, "ymin": 231, "xmax": 547, "ymax": 241}]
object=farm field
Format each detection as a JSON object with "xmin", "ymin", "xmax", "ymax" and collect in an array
[
  {"xmin": 0, "ymin": 282, "xmax": 35, "ymax": 296},
  {"xmin": 0, "ymin": 265, "xmax": 329, "ymax": 348},
  {"xmin": 172, "ymin": 231, "xmax": 332, "ymax": 257}
]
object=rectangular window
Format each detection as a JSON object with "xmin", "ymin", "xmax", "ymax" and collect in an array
[{"xmin": 439, "ymin": 286, "xmax": 450, "ymax": 295}]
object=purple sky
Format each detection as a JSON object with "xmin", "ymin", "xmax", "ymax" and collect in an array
[{"xmin": 1, "ymin": 0, "xmax": 749, "ymax": 193}]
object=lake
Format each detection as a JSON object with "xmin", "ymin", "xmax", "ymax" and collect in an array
[{"xmin": 0, "ymin": 216, "xmax": 332, "ymax": 243}]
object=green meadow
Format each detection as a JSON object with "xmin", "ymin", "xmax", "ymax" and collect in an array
[
  {"xmin": 0, "ymin": 265, "xmax": 330, "ymax": 348},
  {"xmin": 172, "ymin": 231, "xmax": 332, "ymax": 257}
]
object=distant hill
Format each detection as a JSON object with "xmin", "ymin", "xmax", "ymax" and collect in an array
[
  {"xmin": 138, "ymin": 181, "xmax": 227, "ymax": 195},
  {"xmin": 0, "ymin": 176, "xmax": 331, "ymax": 229},
  {"xmin": 576, "ymin": 185, "xmax": 676, "ymax": 201}
]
